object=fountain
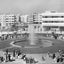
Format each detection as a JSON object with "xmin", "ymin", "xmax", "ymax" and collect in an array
[
  {"xmin": 28, "ymin": 24, "xmax": 36, "ymax": 45},
  {"xmin": 28, "ymin": 24, "xmax": 53, "ymax": 47}
]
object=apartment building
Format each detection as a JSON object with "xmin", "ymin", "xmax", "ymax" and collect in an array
[
  {"xmin": 0, "ymin": 14, "xmax": 16, "ymax": 30},
  {"xmin": 40, "ymin": 11, "xmax": 64, "ymax": 34}
]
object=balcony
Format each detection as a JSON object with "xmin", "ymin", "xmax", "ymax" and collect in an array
[
  {"xmin": 42, "ymin": 23, "xmax": 64, "ymax": 26},
  {"xmin": 42, "ymin": 18, "xmax": 64, "ymax": 21}
]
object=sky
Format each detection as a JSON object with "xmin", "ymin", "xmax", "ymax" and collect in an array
[{"xmin": 0, "ymin": 0, "xmax": 63, "ymax": 14}]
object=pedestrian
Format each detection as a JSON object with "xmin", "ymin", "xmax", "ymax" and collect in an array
[
  {"xmin": 5, "ymin": 53, "xmax": 9, "ymax": 62},
  {"xmin": 6, "ymin": 49, "xmax": 8, "ymax": 54},
  {"xmin": 13, "ymin": 50, "xmax": 16, "ymax": 57},
  {"xmin": 22, "ymin": 54, "xmax": 26, "ymax": 60},
  {"xmin": 60, "ymin": 57, "xmax": 63, "ymax": 62},
  {"xmin": 42, "ymin": 56, "xmax": 45, "ymax": 61},
  {"xmin": 8, "ymin": 54, "xmax": 11, "ymax": 61},
  {"xmin": 52, "ymin": 53, "xmax": 56, "ymax": 59},
  {"xmin": 17, "ymin": 50, "xmax": 21, "ymax": 56},
  {"xmin": 1, "ymin": 57, "xmax": 4, "ymax": 62},
  {"xmin": 57, "ymin": 58, "xmax": 60, "ymax": 62}
]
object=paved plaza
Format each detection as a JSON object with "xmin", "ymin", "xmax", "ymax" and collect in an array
[{"xmin": 0, "ymin": 36, "xmax": 64, "ymax": 64}]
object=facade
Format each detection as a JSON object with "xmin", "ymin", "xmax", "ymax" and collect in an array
[
  {"xmin": 25, "ymin": 11, "xmax": 64, "ymax": 34},
  {"xmin": 17, "ymin": 13, "xmax": 42, "ymax": 34},
  {"xmin": 20, "ymin": 15, "xmax": 28, "ymax": 23},
  {"xmin": 15, "ymin": 15, "xmax": 28, "ymax": 32},
  {"xmin": 26, "ymin": 13, "xmax": 43, "ymax": 33},
  {"xmin": 0, "ymin": 11, "xmax": 64, "ymax": 35},
  {"xmin": 0, "ymin": 14, "xmax": 17, "ymax": 31},
  {"xmin": 27, "ymin": 13, "xmax": 39, "ymax": 23},
  {"xmin": 5, "ymin": 14, "xmax": 16, "ymax": 28},
  {"xmin": 38, "ymin": 11, "xmax": 64, "ymax": 34},
  {"xmin": 0, "ymin": 15, "xmax": 6, "ymax": 29}
]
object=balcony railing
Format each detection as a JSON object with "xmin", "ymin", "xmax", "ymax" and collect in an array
[
  {"xmin": 42, "ymin": 18, "xmax": 64, "ymax": 21},
  {"xmin": 42, "ymin": 23, "xmax": 64, "ymax": 26}
]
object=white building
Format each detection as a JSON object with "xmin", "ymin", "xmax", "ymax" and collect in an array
[
  {"xmin": 20, "ymin": 15, "xmax": 28, "ymax": 23},
  {"xmin": 25, "ymin": 11, "xmax": 64, "ymax": 35},
  {"xmin": 37, "ymin": 11, "xmax": 64, "ymax": 34},
  {"xmin": 0, "ymin": 15, "xmax": 6, "ymax": 28},
  {"xmin": 0, "ymin": 14, "xmax": 16, "ymax": 30},
  {"xmin": 23, "ymin": 13, "xmax": 43, "ymax": 33},
  {"xmin": 5, "ymin": 14, "xmax": 16, "ymax": 26},
  {"xmin": 27, "ymin": 13, "xmax": 40, "ymax": 23}
]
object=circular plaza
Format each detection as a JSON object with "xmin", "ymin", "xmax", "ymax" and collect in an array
[{"xmin": 0, "ymin": 34, "xmax": 64, "ymax": 54}]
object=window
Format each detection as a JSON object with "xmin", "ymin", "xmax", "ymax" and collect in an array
[
  {"xmin": 33, "ymin": 22, "xmax": 39, "ymax": 24},
  {"xmin": 42, "ymin": 16, "xmax": 48, "ymax": 18},
  {"xmin": 42, "ymin": 16, "xmax": 61, "ymax": 18},
  {"xmin": 61, "ymin": 16, "xmax": 64, "ymax": 18},
  {"xmin": 43, "ymin": 21, "xmax": 64, "ymax": 23}
]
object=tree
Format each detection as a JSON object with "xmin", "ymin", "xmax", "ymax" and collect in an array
[{"xmin": 11, "ymin": 23, "xmax": 18, "ymax": 31}]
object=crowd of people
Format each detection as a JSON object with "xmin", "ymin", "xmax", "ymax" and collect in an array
[
  {"xmin": 0, "ymin": 49, "xmax": 64, "ymax": 64},
  {"xmin": 0, "ymin": 32, "xmax": 64, "ymax": 41},
  {"xmin": 47, "ymin": 32, "xmax": 64, "ymax": 40},
  {"xmin": 0, "ymin": 33, "xmax": 28, "ymax": 41},
  {"xmin": 47, "ymin": 50, "xmax": 64, "ymax": 63},
  {"xmin": 0, "ymin": 33, "xmax": 64, "ymax": 64},
  {"xmin": 0, "ymin": 49, "xmax": 38, "ymax": 64}
]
